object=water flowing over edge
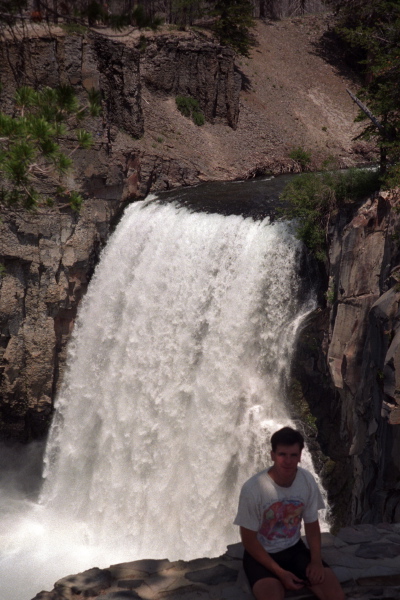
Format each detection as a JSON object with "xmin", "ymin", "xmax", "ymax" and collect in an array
[{"xmin": 0, "ymin": 197, "xmax": 318, "ymax": 600}]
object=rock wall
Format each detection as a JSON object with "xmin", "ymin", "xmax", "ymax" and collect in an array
[
  {"xmin": 292, "ymin": 189, "xmax": 400, "ymax": 528},
  {"xmin": 0, "ymin": 199, "xmax": 125, "ymax": 440},
  {"xmin": 0, "ymin": 27, "xmax": 240, "ymax": 441},
  {"xmin": 140, "ymin": 36, "xmax": 241, "ymax": 129}
]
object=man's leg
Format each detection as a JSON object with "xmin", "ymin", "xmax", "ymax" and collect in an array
[
  {"xmin": 308, "ymin": 567, "xmax": 345, "ymax": 600},
  {"xmin": 252, "ymin": 577, "xmax": 285, "ymax": 600}
]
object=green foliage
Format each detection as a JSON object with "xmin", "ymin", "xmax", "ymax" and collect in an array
[
  {"xmin": 60, "ymin": 22, "xmax": 88, "ymax": 35},
  {"xmin": 289, "ymin": 146, "xmax": 312, "ymax": 171},
  {"xmin": 212, "ymin": 0, "xmax": 256, "ymax": 57},
  {"xmin": 138, "ymin": 34, "xmax": 148, "ymax": 53},
  {"xmin": 0, "ymin": 85, "xmax": 101, "ymax": 211},
  {"xmin": 0, "ymin": 263, "xmax": 6, "ymax": 278},
  {"xmin": 329, "ymin": 0, "xmax": 400, "ymax": 184},
  {"xmin": 170, "ymin": 0, "xmax": 204, "ymax": 27},
  {"xmin": 280, "ymin": 168, "xmax": 381, "ymax": 261},
  {"xmin": 175, "ymin": 95, "xmax": 205, "ymax": 126},
  {"xmin": 325, "ymin": 285, "xmax": 335, "ymax": 304},
  {"xmin": 192, "ymin": 110, "xmax": 205, "ymax": 126}
]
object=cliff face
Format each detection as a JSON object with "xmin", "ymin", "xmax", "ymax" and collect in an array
[
  {"xmin": 0, "ymin": 199, "xmax": 125, "ymax": 440},
  {"xmin": 0, "ymin": 27, "xmax": 240, "ymax": 440},
  {"xmin": 140, "ymin": 35, "xmax": 241, "ymax": 129},
  {"xmin": 293, "ymin": 190, "xmax": 400, "ymax": 527}
]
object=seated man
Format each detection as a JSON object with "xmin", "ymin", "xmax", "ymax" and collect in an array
[{"xmin": 234, "ymin": 426, "xmax": 345, "ymax": 600}]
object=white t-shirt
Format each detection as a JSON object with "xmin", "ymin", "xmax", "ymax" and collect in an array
[{"xmin": 234, "ymin": 466, "xmax": 325, "ymax": 553}]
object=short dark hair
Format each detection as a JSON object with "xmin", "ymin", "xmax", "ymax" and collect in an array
[{"xmin": 271, "ymin": 427, "xmax": 304, "ymax": 452}]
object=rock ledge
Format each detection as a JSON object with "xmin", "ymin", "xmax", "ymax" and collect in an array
[{"xmin": 32, "ymin": 524, "xmax": 400, "ymax": 600}]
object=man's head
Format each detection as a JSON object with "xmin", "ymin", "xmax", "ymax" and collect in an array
[
  {"xmin": 269, "ymin": 427, "xmax": 304, "ymax": 485},
  {"xmin": 270, "ymin": 427, "xmax": 304, "ymax": 452}
]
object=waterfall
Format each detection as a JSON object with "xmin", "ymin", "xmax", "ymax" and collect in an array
[{"xmin": 0, "ymin": 196, "xmax": 317, "ymax": 600}]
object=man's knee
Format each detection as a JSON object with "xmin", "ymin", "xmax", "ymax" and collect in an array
[
  {"xmin": 252, "ymin": 577, "xmax": 285, "ymax": 600},
  {"xmin": 309, "ymin": 567, "xmax": 345, "ymax": 600}
]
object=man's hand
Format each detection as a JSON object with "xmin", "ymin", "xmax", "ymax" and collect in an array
[
  {"xmin": 306, "ymin": 561, "xmax": 325, "ymax": 586},
  {"xmin": 304, "ymin": 520, "xmax": 325, "ymax": 586},
  {"xmin": 278, "ymin": 569, "xmax": 305, "ymax": 590}
]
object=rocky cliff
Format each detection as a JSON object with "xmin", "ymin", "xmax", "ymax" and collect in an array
[
  {"xmin": 292, "ymin": 189, "xmax": 400, "ymax": 527},
  {"xmin": 0, "ymin": 24, "xmax": 240, "ymax": 440},
  {"xmin": 0, "ymin": 199, "xmax": 125, "ymax": 440}
]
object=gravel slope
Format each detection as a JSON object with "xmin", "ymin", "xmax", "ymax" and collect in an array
[{"xmin": 132, "ymin": 14, "xmax": 373, "ymax": 182}]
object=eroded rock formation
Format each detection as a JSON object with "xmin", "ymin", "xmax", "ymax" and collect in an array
[
  {"xmin": 293, "ymin": 189, "xmax": 400, "ymax": 527},
  {"xmin": 0, "ymin": 198, "xmax": 126, "ymax": 440},
  {"xmin": 140, "ymin": 35, "xmax": 241, "ymax": 129}
]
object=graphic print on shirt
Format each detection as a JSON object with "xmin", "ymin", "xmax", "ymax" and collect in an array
[{"xmin": 259, "ymin": 499, "xmax": 304, "ymax": 541}]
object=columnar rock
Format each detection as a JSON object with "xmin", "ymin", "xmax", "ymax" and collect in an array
[{"xmin": 140, "ymin": 36, "xmax": 241, "ymax": 129}]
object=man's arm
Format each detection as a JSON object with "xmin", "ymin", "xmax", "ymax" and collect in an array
[
  {"xmin": 240, "ymin": 527, "xmax": 305, "ymax": 591},
  {"xmin": 304, "ymin": 520, "xmax": 325, "ymax": 585}
]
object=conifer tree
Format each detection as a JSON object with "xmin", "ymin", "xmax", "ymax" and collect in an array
[
  {"xmin": 0, "ymin": 84, "xmax": 101, "ymax": 210},
  {"xmin": 212, "ymin": 0, "xmax": 255, "ymax": 57},
  {"xmin": 329, "ymin": 0, "xmax": 400, "ymax": 184}
]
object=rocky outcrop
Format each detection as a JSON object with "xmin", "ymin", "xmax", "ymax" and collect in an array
[
  {"xmin": 0, "ymin": 197, "xmax": 126, "ymax": 440},
  {"xmin": 292, "ymin": 189, "xmax": 400, "ymax": 528},
  {"xmin": 140, "ymin": 36, "xmax": 241, "ymax": 129},
  {"xmin": 30, "ymin": 526, "xmax": 400, "ymax": 600}
]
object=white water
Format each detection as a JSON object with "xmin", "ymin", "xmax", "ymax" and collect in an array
[{"xmin": 0, "ymin": 198, "xmax": 317, "ymax": 600}]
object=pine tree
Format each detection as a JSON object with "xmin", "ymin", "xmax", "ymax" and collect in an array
[
  {"xmin": 212, "ymin": 0, "xmax": 255, "ymax": 57},
  {"xmin": 0, "ymin": 84, "xmax": 101, "ymax": 210},
  {"xmin": 329, "ymin": 0, "xmax": 400, "ymax": 184}
]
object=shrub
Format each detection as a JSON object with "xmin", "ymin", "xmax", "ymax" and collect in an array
[
  {"xmin": 280, "ymin": 168, "xmax": 381, "ymax": 261},
  {"xmin": 175, "ymin": 96, "xmax": 205, "ymax": 126},
  {"xmin": 192, "ymin": 111, "xmax": 205, "ymax": 126},
  {"xmin": 289, "ymin": 147, "xmax": 312, "ymax": 171}
]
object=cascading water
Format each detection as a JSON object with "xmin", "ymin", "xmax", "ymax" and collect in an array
[{"xmin": 0, "ymin": 195, "xmax": 318, "ymax": 600}]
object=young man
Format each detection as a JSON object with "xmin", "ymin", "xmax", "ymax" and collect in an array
[{"xmin": 234, "ymin": 427, "xmax": 345, "ymax": 600}]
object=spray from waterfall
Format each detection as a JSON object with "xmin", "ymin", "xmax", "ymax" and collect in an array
[{"xmin": 0, "ymin": 197, "xmax": 317, "ymax": 600}]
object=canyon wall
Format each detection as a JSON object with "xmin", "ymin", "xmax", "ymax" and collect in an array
[
  {"xmin": 0, "ymin": 27, "xmax": 239, "ymax": 440},
  {"xmin": 292, "ymin": 189, "xmax": 400, "ymax": 527}
]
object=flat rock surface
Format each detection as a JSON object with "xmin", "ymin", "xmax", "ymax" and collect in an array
[{"xmin": 32, "ymin": 524, "xmax": 400, "ymax": 600}]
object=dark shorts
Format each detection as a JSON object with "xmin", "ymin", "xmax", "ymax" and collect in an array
[{"xmin": 243, "ymin": 539, "xmax": 328, "ymax": 590}]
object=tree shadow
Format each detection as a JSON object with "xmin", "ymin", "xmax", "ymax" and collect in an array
[
  {"xmin": 236, "ymin": 66, "xmax": 252, "ymax": 92},
  {"xmin": 310, "ymin": 27, "xmax": 363, "ymax": 84}
]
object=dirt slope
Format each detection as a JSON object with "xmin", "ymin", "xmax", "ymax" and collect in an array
[{"xmin": 132, "ymin": 14, "xmax": 371, "ymax": 182}]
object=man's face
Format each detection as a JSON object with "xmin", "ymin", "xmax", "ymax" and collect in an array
[{"xmin": 270, "ymin": 443, "xmax": 302, "ymax": 479}]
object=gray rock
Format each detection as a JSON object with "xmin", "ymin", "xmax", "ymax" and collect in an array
[
  {"xmin": 100, "ymin": 593, "xmax": 141, "ymax": 600},
  {"xmin": 159, "ymin": 585, "xmax": 210, "ymax": 599},
  {"xmin": 110, "ymin": 559, "xmax": 171, "ymax": 576},
  {"xmin": 55, "ymin": 567, "xmax": 112, "ymax": 595},
  {"xmin": 355, "ymin": 543, "xmax": 400, "ymax": 559},
  {"xmin": 224, "ymin": 543, "xmax": 244, "ymax": 559},
  {"xmin": 185, "ymin": 564, "xmax": 238, "ymax": 586},
  {"xmin": 336, "ymin": 525, "xmax": 382, "ymax": 544},
  {"xmin": 117, "ymin": 580, "xmax": 144, "ymax": 589}
]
